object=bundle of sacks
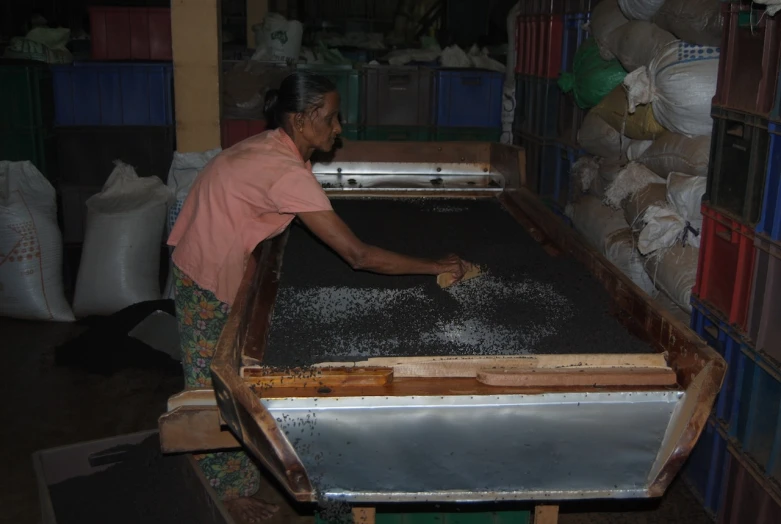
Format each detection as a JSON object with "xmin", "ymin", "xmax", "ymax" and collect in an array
[{"xmin": 556, "ymin": 0, "xmax": 720, "ymax": 313}]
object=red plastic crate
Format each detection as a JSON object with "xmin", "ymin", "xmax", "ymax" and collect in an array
[
  {"xmin": 713, "ymin": 3, "xmax": 781, "ymax": 117},
  {"xmin": 221, "ymin": 119, "xmax": 267, "ymax": 149},
  {"xmin": 89, "ymin": 7, "xmax": 172, "ymax": 61},
  {"xmin": 694, "ymin": 204, "xmax": 757, "ymax": 333},
  {"xmin": 719, "ymin": 446, "xmax": 781, "ymax": 524},
  {"xmin": 536, "ymin": 14, "xmax": 564, "ymax": 78}
]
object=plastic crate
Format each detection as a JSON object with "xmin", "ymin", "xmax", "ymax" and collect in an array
[
  {"xmin": 434, "ymin": 69, "xmax": 503, "ymax": 128},
  {"xmin": 221, "ymin": 119, "xmax": 267, "ymax": 149},
  {"xmin": 681, "ymin": 418, "xmax": 729, "ymax": 518},
  {"xmin": 297, "ymin": 64, "xmax": 361, "ymax": 125},
  {"xmin": 317, "ymin": 510, "xmax": 530, "ymax": 524},
  {"xmin": 0, "ymin": 129, "xmax": 56, "ymax": 182},
  {"xmin": 561, "ymin": 12, "xmax": 590, "ymax": 73},
  {"xmin": 531, "ymin": 77, "xmax": 560, "ymax": 139},
  {"xmin": 757, "ymin": 122, "xmax": 781, "ymax": 241},
  {"xmin": 363, "ymin": 126, "xmax": 433, "ymax": 141},
  {"xmin": 32, "ymin": 430, "xmax": 234, "ymax": 524},
  {"xmin": 56, "ymin": 126, "xmax": 175, "ymax": 186},
  {"xmin": 0, "ymin": 62, "xmax": 54, "ymax": 131},
  {"xmin": 434, "ymin": 127, "xmax": 501, "ymax": 142},
  {"xmin": 88, "ymin": 7, "xmax": 172, "ymax": 61},
  {"xmin": 694, "ymin": 204, "xmax": 757, "ymax": 332},
  {"xmin": 707, "ymin": 108, "xmax": 770, "ymax": 226},
  {"xmin": 515, "ymin": 132, "xmax": 556, "ymax": 194},
  {"xmin": 544, "ymin": 142, "xmax": 583, "ymax": 211},
  {"xmin": 719, "ymin": 446, "xmax": 781, "ymax": 524},
  {"xmin": 691, "ymin": 296, "xmax": 745, "ymax": 428},
  {"xmin": 52, "ymin": 62, "xmax": 174, "ymax": 126},
  {"xmin": 557, "ymin": 91, "xmax": 584, "ymax": 145},
  {"xmin": 513, "ymin": 75, "xmax": 531, "ymax": 134},
  {"xmin": 747, "ymin": 235, "xmax": 781, "ymax": 365},
  {"xmin": 362, "ymin": 65, "xmax": 434, "ymax": 126},
  {"xmin": 534, "ymin": 13, "xmax": 564, "ymax": 78},
  {"xmin": 714, "ymin": 3, "xmax": 781, "ymax": 118}
]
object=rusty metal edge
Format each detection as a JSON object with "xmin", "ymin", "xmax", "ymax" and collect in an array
[
  {"xmin": 211, "ymin": 232, "xmax": 315, "ymax": 502},
  {"xmin": 502, "ymin": 188, "xmax": 726, "ymax": 496}
]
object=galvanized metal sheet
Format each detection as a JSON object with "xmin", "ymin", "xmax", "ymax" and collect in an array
[
  {"xmin": 314, "ymin": 172, "xmax": 505, "ymax": 192},
  {"xmin": 262, "ymin": 391, "xmax": 682, "ymax": 503},
  {"xmin": 312, "ymin": 161, "xmax": 489, "ymax": 176}
]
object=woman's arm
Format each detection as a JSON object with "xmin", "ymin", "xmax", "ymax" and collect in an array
[{"xmin": 297, "ymin": 210, "xmax": 468, "ymax": 279}]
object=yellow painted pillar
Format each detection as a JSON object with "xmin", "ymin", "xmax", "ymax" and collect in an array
[
  {"xmin": 171, "ymin": 0, "xmax": 222, "ymax": 152},
  {"xmin": 246, "ymin": 0, "xmax": 269, "ymax": 49}
]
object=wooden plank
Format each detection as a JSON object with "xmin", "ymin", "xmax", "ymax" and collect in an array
[
  {"xmin": 535, "ymin": 504, "xmax": 559, "ymax": 524},
  {"xmin": 158, "ymin": 406, "xmax": 241, "ymax": 453},
  {"xmin": 476, "ymin": 367, "xmax": 678, "ymax": 388},
  {"xmin": 313, "ymin": 354, "xmax": 670, "ymax": 378},
  {"xmin": 352, "ymin": 507, "xmax": 376, "ymax": 524},
  {"xmin": 172, "ymin": 0, "xmax": 221, "ymax": 152},
  {"xmin": 242, "ymin": 367, "xmax": 394, "ymax": 388}
]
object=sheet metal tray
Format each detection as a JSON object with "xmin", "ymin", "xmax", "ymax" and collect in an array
[{"xmin": 159, "ymin": 141, "xmax": 725, "ymax": 505}]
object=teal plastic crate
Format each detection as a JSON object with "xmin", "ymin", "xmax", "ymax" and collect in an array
[
  {"xmin": 363, "ymin": 126, "xmax": 433, "ymax": 141},
  {"xmin": 434, "ymin": 127, "xmax": 501, "ymax": 142},
  {"xmin": 297, "ymin": 64, "xmax": 361, "ymax": 125},
  {"xmin": 0, "ymin": 63, "xmax": 54, "ymax": 131},
  {"xmin": 317, "ymin": 510, "xmax": 531, "ymax": 524},
  {"xmin": 340, "ymin": 124, "xmax": 362, "ymax": 141},
  {"xmin": 0, "ymin": 129, "xmax": 56, "ymax": 182}
]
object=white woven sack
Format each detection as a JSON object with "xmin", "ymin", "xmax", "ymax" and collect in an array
[
  {"xmin": 624, "ymin": 41, "xmax": 720, "ymax": 137},
  {"xmin": 604, "ymin": 228, "xmax": 657, "ymax": 295},
  {"xmin": 645, "ymin": 243, "xmax": 699, "ymax": 312},
  {"xmin": 637, "ymin": 132, "xmax": 711, "ymax": 178},
  {"xmin": 565, "ymin": 194, "xmax": 628, "ymax": 253},
  {"xmin": 591, "ymin": 0, "xmax": 630, "ymax": 60},
  {"xmin": 0, "ymin": 161, "xmax": 73, "ymax": 321},
  {"xmin": 73, "ymin": 161, "xmax": 172, "ymax": 317},
  {"xmin": 604, "ymin": 21, "xmax": 676, "ymax": 73},
  {"xmin": 618, "ymin": 0, "xmax": 666, "ymax": 20},
  {"xmin": 162, "ymin": 149, "xmax": 220, "ymax": 299}
]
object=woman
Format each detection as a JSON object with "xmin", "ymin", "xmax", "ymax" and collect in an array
[{"xmin": 168, "ymin": 72, "xmax": 469, "ymax": 521}]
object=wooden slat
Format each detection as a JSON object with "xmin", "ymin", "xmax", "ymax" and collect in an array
[
  {"xmin": 313, "ymin": 354, "xmax": 670, "ymax": 379},
  {"xmin": 535, "ymin": 504, "xmax": 559, "ymax": 524},
  {"xmin": 352, "ymin": 508, "xmax": 376, "ymax": 524},
  {"xmin": 476, "ymin": 367, "xmax": 678, "ymax": 388},
  {"xmin": 243, "ymin": 367, "xmax": 394, "ymax": 388}
]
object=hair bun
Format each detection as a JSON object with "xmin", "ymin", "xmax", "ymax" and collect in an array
[{"xmin": 264, "ymin": 88, "xmax": 280, "ymax": 116}]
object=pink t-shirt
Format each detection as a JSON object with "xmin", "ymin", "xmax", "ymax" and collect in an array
[{"xmin": 168, "ymin": 128, "xmax": 332, "ymax": 304}]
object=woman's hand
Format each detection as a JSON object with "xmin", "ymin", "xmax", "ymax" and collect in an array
[{"xmin": 434, "ymin": 254, "xmax": 471, "ymax": 282}]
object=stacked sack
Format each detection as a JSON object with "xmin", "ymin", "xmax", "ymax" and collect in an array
[{"xmin": 563, "ymin": 0, "xmax": 720, "ymax": 313}]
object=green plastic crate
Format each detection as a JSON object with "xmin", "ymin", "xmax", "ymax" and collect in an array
[
  {"xmin": 363, "ymin": 126, "xmax": 433, "ymax": 141},
  {"xmin": 0, "ymin": 63, "xmax": 54, "ymax": 131},
  {"xmin": 297, "ymin": 64, "xmax": 361, "ymax": 125},
  {"xmin": 0, "ymin": 129, "xmax": 57, "ymax": 181},
  {"xmin": 434, "ymin": 128, "xmax": 501, "ymax": 142},
  {"xmin": 317, "ymin": 510, "xmax": 531, "ymax": 524},
  {"xmin": 340, "ymin": 124, "xmax": 362, "ymax": 141}
]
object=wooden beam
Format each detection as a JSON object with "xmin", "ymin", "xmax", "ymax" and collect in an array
[
  {"xmin": 158, "ymin": 406, "xmax": 241, "ymax": 453},
  {"xmin": 171, "ymin": 0, "xmax": 221, "ymax": 152},
  {"xmin": 476, "ymin": 367, "xmax": 678, "ymax": 388},
  {"xmin": 242, "ymin": 367, "xmax": 394, "ymax": 388},
  {"xmin": 352, "ymin": 508, "xmax": 376, "ymax": 524},
  {"xmin": 246, "ymin": 0, "xmax": 269, "ymax": 49},
  {"xmin": 534, "ymin": 505, "xmax": 559, "ymax": 524}
]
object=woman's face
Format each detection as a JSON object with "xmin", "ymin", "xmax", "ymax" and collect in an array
[{"xmin": 298, "ymin": 91, "xmax": 343, "ymax": 152}]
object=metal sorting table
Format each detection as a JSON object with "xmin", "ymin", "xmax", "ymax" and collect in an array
[{"xmin": 158, "ymin": 141, "xmax": 726, "ymax": 506}]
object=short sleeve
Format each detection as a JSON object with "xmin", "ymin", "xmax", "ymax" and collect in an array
[{"xmin": 268, "ymin": 167, "xmax": 332, "ymax": 214}]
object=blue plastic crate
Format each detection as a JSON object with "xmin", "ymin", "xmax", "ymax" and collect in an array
[
  {"xmin": 532, "ymin": 77, "xmax": 560, "ymax": 139},
  {"xmin": 682, "ymin": 418, "xmax": 729, "ymax": 517},
  {"xmin": 734, "ymin": 348, "xmax": 781, "ymax": 485},
  {"xmin": 519, "ymin": 132, "xmax": 556, "ymax": 196},
  {"xmin": 52, "ymin": 62, "xmax": 173, "ymax": 126},
  {"xmin": 690, "ymin": 296, "xmax": 743, "ymax": 427},
  {"xmin": 561, "ymin": 12, "xmax": 590, "ymax": 74},
  {"xmin": 434, "ymin": 69, "xmax": 503, "ymax": 128},
  {"xmin": 757, "ymin": 122, "xmax": 781, "ymax": 241},
  {"xmin": 540, "ymin": 142, "xmax": 583, "ymax": 210},
  {"xmin": 512, "ymin": 74, "xmax": 528, "ymax": 134}
]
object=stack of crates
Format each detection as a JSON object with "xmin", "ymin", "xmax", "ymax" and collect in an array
[
  {"xmin": 0, "ymin": 61, "xmax": 56, "ymax": 181},
  {"xmin": 685, "ymin": 2, "xmax": 781, "ymax": 520},
  {"xmin": 513, "ymin": 0, "xmax": 591, "ymax": 210},
  {"xmin": 53, "ymin": 7, "xmax": 176, "ymax": 293}
]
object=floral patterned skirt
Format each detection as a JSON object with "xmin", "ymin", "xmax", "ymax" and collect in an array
[{"xmin": 172, "ymin": 264, "xmax": 260, "ymax": 500}]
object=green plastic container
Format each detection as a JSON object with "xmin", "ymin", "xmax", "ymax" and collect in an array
[
  {"xmin": 0, "ymin": 63, "xmax": 54, "ymax": 131},
  {"xmin": 0, "ymin": 129, "xmax": 57, "ymax": 181},
  {"xmin": 316, "ymin": 510, "xmax": 531, "ymax": 524},
  {"xmin": 340, "ymin": 124, "xmax": 362, "ymax": 141},
  {"xmin": 435, "ymin": 127, "xmax": 501, "ymax": 142},
  {"xmin": 363, "ymin": 126, "xmax": 433, "ymax": 141},
  {"xmin": 297, "ymin": 64, "xmax": 361, "ymax": 125}
]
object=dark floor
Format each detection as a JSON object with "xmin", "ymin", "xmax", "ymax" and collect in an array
[{"xmin": 0, "ymin": 316, "xmax": 712, "ymax": 524}]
